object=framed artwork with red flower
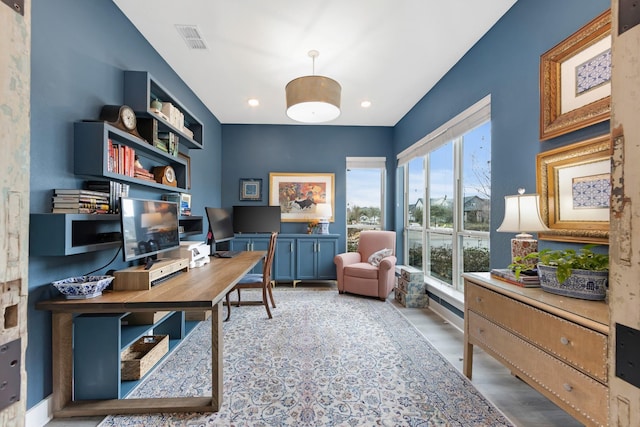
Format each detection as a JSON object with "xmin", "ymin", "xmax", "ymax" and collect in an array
[{"xmin": 269, "ymin": 172, "xmax": 334, "ymax": 223}]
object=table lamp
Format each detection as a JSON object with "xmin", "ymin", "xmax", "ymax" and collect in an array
[
  {"xmin": 496, "ymin": 188, "xmax": 549, "ymax": 265},
  {"xmin": 315, "ymin": 203, "xmax": 332, "ymax": 234}
]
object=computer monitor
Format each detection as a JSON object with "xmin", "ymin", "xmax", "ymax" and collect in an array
[
  {"xmin": 205, "ymin": 207, "xmax": 235, "ymax": 250},
  {"xmin": 119, "ymin": 197, "xmax": 180, "ymax": 269},
  {"xmin": 233, "ymin": 205, "xmax": 281, "ymax": 233}
]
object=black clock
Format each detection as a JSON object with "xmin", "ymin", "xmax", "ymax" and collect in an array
[{"xmin": 99, "ymin": 105, "xmax": 142, "ymax": 138}]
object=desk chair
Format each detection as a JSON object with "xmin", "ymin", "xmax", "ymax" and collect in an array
[{"xmin": 225, "ymin": 232, "xmax": 278, "ymax": 321}]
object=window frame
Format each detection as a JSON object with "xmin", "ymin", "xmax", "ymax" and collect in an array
[{"xmin": 398, "ymin": 96, "xmax": 491, "ymax": 291}]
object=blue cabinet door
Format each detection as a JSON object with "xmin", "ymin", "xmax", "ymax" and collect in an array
[
  {"xmin": 316, "ymin": 238, "xmax": 338, "ymax": 280},
  {"xmin": 231, "ymin": 237, "xmax": 251, "ymax": 252},
  {"xmin": 232, "ymin": 235, "xmax": 269, "ymax": 273},
  {"xmin": 249, "ymin": 237, "xmax": 270, "ymax": 274},
  {"xmin": 274, "ymin": 238, "xmax": 295, "ymax": 282},
  {"xmin": 296, "ymin": 239, "xmax": 317, "ymax": 280}
]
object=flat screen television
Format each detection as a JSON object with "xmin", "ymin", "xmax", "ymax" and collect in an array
[
  {"xmin": 233, "ymin": 205, "xmax": 281, "ymax": 233},
  {"xmin": 120, "ymin": 197, "xmax": 180, "ymax": 269},
  {"xmin": 205, "ymin": 207, "xmax": 235, "ymax": 244}
]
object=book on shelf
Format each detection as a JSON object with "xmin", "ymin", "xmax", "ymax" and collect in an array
[
  {"xmin": 54, "ymin": 189, "xmax": 109, "ymax": 198},
  {"xmin": 52, "ymin": 195, "xmax": 109, "ymax": 203},
  {"xmin": 490, "ymin": 268, "xmax": 541, "ymax": 288},
  {"xmin": 108, "ymin": 143, "xmax": 135, "ymax": 176},
  {"xmin": 52, "ymin": 207, "xmax": 109, "ymax": 214},
  {"xmin": 84, "ymin": 180, "xmax": 129, "ymax": 214},
  {"xmin": 53, "ymin": 202, "xmax": 110, "ymax": 211},
  {"xmin": 157, "ymin": 131, "xmax": 179, "ymax": 157}
]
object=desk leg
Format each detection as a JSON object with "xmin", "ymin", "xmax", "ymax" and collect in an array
[
  {"xmin": 51, "ymin": 312, "xmax": 73, "ymax": 412},
  {"xmin": 211, "ymin": 301, "xmax": 223, "ymax": 411}
]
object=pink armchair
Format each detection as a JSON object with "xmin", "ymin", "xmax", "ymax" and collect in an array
[{"xmin": 334, "ymin": 230, "xmax": 397, "ymax": 300}]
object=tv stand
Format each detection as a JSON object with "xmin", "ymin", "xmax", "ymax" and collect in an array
[{"xmin": 114, "ymin": 258, "xmax": 189, "ymax": 290}]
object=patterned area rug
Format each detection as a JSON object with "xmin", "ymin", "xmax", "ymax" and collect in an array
[{"xmin": 99, "ymin": 288, "xmax": 512, "ymax": 426}]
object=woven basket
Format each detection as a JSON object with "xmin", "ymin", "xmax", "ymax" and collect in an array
[{"xmin": 121, "ymin": 335, "xmax": 169, "ymax": 380}]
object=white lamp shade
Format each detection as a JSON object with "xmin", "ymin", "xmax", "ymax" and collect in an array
[
  {"xmin": 315, "ymin": 203, "xmax": 332, "ymax": 220},
  {"xmin": 286, "ymin": 75, "xmax": 341, "ymax": 123},
  {"xmin": 496, "ymin": 193, "xmax": 549, "ymax": 234}
]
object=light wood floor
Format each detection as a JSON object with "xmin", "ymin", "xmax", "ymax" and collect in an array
[{"xmin": 44, "ymin": 283, "xmax": 583, "ymax": 427}]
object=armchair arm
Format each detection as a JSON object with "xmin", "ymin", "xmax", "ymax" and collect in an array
[
  {"xmin": 334, "ymin": 252, "xmax": 362, "ymax": 291},
  {"xmin": 378, "ymin": 255, "xmax": 397, "ymax": 299}
]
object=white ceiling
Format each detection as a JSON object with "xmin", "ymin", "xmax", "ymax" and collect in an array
[{"xmin": 113, "ymin": 0, "xmax": 516, "ymax": 126}]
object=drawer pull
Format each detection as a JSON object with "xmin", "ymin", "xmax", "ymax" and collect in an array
[
  {"xmin": 563, "ymin": 383, "xmax": 573, "ymax": 392},
  {"xmin": 560, "ymin": 337, "xmax": 569, "ymax": 345},
  {"xmin": 476, "ymin": 297, "xmax": 482, "ymax": 303}
]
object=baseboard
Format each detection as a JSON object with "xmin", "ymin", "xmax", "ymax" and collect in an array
[
  {"xmin": 25, "ymin": 395, "xmax": 51, "ymax": 427},
  {"xmin": 428, "ymin": 298, "xmax": 464, "ymax": 332}
]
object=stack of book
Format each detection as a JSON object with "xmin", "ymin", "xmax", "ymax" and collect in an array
[
  {"xmin": 84, "ymin": 180, "xmax": 130, "ymax": 213},
  {"xmin": 134, "ymin": 166, "xmax": 155, "ymax": 182},
  {"xmin": 52, "ymin": 189, "xmax": 110, "ymax": 214},
  {"xmin": 156, "ymin": 131, "xmax": 179, "ymax": 157},
  {"xmin": 107, "ymin": 139, "xmax": 136, "ymax": 177},
  {"xmin": 490, "ymin": 268, "xmax": 541, "ymax": 288}
]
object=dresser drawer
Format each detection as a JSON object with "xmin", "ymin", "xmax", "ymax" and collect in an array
[
  {"xmin": 468, "ymin": 311, "xmax": 608, "ymax": 427},
  {"xmin": 467, "ymin": 282, "xmax": 607, "ymax": 383}
]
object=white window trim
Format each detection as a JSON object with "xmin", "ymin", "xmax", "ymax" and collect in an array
[{"xmin": 397, "ymin": 95, "xmax": 491, "ymax": 166}]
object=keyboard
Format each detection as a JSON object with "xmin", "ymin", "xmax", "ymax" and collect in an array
[
  {"xmin": 213, "ymin": 250, "xmax": 242, "ymax": 258},
  {"xmin": 150, "ymin": 269, "xmax": 184, "ymax": 286}
]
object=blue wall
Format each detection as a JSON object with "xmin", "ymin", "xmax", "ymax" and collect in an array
[
  {"xmin": 28, "ymin": 0, "xmax": 222, "ymax": 407},
  {"xmin": 221, "ymin": 125, "xmax": 394, "ymax": 252},
  {"xmin": 393, "ymin": 0, "xmax": 610, "ymax": 267},
  {"xmin": 26, "ymin": 0, "xmax": 611, "ymax": 411}
]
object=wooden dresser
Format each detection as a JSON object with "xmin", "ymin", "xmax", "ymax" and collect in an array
[{"xmin": 463, "ymin": 272, "xmax": 609, "ymax": 427}]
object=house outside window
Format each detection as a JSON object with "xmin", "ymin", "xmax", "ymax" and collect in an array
[{"xmin": 398, "ymin": 96, "xmax": 491, "ymax": 292}]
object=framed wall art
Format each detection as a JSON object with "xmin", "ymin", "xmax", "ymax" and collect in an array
[
  {"xmin": 269, "ymin": 172, "xmax": 334, "ymax": 222},
  {"xmin": 239, "ymin": 178, "xmax": 262, "ymax": 201},
  {"xmin": 536, "ymin": 134, "xmax": 611, "ymax": 244},
  {"xmin": 539, "ymin": 9, "xmax": 611, "ymax": 141}
]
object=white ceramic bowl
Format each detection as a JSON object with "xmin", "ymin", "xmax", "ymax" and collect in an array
[{"xmin": 52, "ymin": 275, "xmax": 114, "ymax": 299}]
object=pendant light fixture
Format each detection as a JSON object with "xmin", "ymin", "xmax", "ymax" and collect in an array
[{"xmin": 286, "ymin": 50, "xmax": 341, "ymax": 123}]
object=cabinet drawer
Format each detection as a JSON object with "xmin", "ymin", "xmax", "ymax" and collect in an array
[
  {"xmin": 467, "ymin": 283, "xmax": 607, "ymax": 383},
  {"xmin": 468, "ymin": 312, "xmax": 608, "ymax": 427}
]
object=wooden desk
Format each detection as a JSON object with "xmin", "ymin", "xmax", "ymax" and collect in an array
[
  {"xmin": 463, "ymin": 272, "xmax": 609, "ymax": 427},
  {"xmin": 36, "ymin": 251, "xmax": 265, "ymax": 418}
]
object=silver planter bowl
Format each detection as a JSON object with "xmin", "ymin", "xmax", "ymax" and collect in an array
[{"xmin": 537, "ymin": 264, "xmax": 608, "ymax": 301}]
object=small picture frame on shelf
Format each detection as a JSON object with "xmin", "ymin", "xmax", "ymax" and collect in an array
[{"xmin": 240, "ymin": 178, "xmax": 262, "ymax": 201}]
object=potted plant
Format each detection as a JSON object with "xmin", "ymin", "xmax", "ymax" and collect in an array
[{"xmin": 509, "ymin": 245, "xmax": 609, "ymax": 301}]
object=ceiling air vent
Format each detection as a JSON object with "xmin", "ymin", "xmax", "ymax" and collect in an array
[{"xmin": 175, "ymin": 25, "xmax": 208, "ymax": 50}]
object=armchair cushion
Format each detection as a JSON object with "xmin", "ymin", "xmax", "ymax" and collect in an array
[
  {"xmin": 368, "ymin": 248, "xmax": 393, "ymax": 266},
  {"xmin": 344, "ymin": 262, "xmax": 380, "ymax": 280}
]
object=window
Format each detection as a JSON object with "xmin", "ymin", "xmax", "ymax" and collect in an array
[
  {"xmin": 398, "ymin": 96, "xmax": 491, "ymax": 291},
  {"xmin": 346, "ymin": 157, "xmax": 386, "ymax": 252}
]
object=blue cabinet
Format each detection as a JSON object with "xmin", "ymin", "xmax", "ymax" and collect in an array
[{"xmin": 233, "ymin": 234, "xmax": 338, "ymax": 283}]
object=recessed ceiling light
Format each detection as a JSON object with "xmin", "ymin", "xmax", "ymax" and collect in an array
[
  {"xmin": 361, "ymin": 100, "xmax": 372, "ymax": 108},
  {"xmin": 248, "ymin": 99, "xmax": 260, "ymax": 107}
]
